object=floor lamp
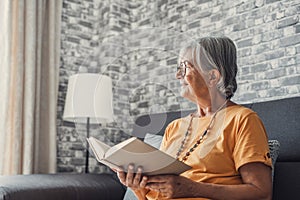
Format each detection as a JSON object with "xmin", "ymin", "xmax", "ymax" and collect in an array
[{"xmin": 63, "ymin": 73, "xmax": 114, "ymax": 173}]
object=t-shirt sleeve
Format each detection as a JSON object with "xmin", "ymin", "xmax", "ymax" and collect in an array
[{"xmin": 233, "ymin": 112, "xmax": 272, "ymax": 171}]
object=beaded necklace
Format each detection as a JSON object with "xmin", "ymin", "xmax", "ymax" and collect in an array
[{"xmin": 176, "ymin": 99, "xmax": 229, "ymax": 162}]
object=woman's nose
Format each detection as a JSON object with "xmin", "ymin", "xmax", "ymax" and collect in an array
[{"xmin": 175, "ymin": 69, "xmax": 182, "ymax": 80}]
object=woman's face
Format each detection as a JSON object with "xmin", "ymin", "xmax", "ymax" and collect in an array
[{"xmin": 176, "ymin": 52, "xmax": 210, "ymax": 102}]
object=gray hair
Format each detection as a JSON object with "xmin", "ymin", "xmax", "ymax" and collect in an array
[{"xmin": 179, "ymin": 37, "xmax": 238, "ymax": 99}]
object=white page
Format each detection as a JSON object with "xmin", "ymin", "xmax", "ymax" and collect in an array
[{"xmin": 87, "ymin": 137, "xmax": 111, "ymax": 159}]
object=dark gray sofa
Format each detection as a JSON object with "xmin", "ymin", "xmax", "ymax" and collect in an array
[{"xmin": 0, "ymin": 97, "xmax": 299, "ymax": 200}]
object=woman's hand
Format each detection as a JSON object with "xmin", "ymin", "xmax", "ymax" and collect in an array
[
  {"xmin": 117, "ymin": 164, "xmax": 148, "ymax": 190},
  {"xmin": 146, "ymin": 174, "xmax": 196, "ymax": 199},
  {"xmin": 116, "ymin": 164, "xmax": 149, "ymax": 200}
]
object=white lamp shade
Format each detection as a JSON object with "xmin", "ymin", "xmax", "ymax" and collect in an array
[{"xmin": 63, "ymin": 73, "xmax": 114, "ymax": 124}]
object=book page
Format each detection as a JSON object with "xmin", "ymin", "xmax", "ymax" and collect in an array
[
  {"xmin": 106, "ymin": 137, "xmax": 155, "ymax": 157},
  {"xmin": 105, "ymin": 138, "xmax": 191, "ymax": 175},
  {"xmin": 87, "ymin": 137, "xmax": 111, "ymax": 159},
  {"xmin": 105, "ymin": 137, "xmax": 143, "ymax": 157}
]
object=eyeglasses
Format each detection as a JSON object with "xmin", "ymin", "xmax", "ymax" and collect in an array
[{"xmin": 177, "ymin": 60, "xmax": 192, "ymax": 77}]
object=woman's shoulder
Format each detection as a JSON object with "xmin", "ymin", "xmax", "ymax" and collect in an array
[{"xmin": 226, "ymin": 104, "xmax": 259, "ymax": 119}]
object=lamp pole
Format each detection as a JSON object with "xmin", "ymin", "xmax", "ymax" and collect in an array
[{"xmin": 85, "ymin": 117, "xmax": 90, "ymax": 173}]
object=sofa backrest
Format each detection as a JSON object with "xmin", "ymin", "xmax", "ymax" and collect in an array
[
  {"xmin": 249, "ymin": 97, "xmax": 300, "ymax": 162},
  {"xmin": 132, "ymin": 96, "xmax": 300, "ymax": 162}
]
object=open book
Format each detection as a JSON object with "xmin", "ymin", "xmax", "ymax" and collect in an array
[{"xmin": 87, "ymin": 136, "xmax": 191, "ymax": 175}]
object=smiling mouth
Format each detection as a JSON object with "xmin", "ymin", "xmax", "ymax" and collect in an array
[
  {"xmin": 181, "ymin": 82, "xmax": 188, "ymax": 87},
  {"xmin": 180, "ymin": 80, "xmax": 188, "ymax": 86}
]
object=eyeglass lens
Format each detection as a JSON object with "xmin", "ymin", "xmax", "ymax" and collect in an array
[{"xmin": 177, "ymin": 62, "xmax": 187, "ymax": 77}]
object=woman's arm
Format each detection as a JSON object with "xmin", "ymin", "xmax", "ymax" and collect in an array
[{"xmin": 146, "ymin": 162, "xmax": 272, "ymax": 200}]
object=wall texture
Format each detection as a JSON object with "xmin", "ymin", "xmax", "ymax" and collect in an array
[{"xmin": 58, "ymin": 0, "xmax": 300, "ymax": 173}]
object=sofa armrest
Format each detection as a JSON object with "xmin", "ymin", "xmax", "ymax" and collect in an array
[{"xmin": 0, "ymin": 173, "xmax": 126, "ymax": 200}]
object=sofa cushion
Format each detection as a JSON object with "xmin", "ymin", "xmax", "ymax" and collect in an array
[
  {"xmin": 268, "ymin": 140, "xmax": 280, "ymax": 179},
  {"xmin": 269, "ymin": 140, "xmax": 280, "ymax": 167},
  {"xmin": 144, "ymin": 133, "xmax": 163, "ymax": 148}
]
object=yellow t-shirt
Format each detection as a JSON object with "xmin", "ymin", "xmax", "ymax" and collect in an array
[{"xmin": 146, "ymin": 105, "xmax": 272, "ymax": 200}]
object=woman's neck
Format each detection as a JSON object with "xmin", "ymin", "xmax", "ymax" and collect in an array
[{"xmin": 196, "ymin": 96, "xmax": 230, "ymax": 117}]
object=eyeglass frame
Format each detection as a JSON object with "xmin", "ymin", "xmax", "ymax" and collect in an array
[{"xmin": 177, "ymin": 60, "xmax": 192, "ymax": 77}]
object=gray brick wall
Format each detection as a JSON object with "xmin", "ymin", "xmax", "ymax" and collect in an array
[{"xmin": 58, "ymin": 0, "xmax": 300, "ymax": 173}]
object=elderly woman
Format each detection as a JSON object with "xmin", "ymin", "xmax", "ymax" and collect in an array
[{"xmin": 117, "ymin": 37, "xmax": 273, "ymax": 200}]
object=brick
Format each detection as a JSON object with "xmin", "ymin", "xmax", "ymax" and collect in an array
[
  {"xmin": 120, "ymin": 7, "xmax": 130, "ymax": 15},
  {"xmin": 236, "ymin": 38, "xmax": 253, "ymax": 48},
  {"xmin": 67, "ymin": 36, "xmax": 80, "ymax": 44},
  {"xmin": 287, "ymin": 85, "xmax": 300, "ymax": 94},
  {"xmin": 233, "ymin": 23, "xmax": 246, "ymax": 31},
  {"xmin": 66, "ymin": 0, "xmax": 81, "ymax": 5},
  {"xmin": 211, "ymin": 13, "xmax": 223, "ymax": 22},
  {"xmin": 296, "ymin": 24, "xmax": 300, "ymax": 33},
  {"xmin": 264, "ymin": 50, "xmax": 285, "ymax": 60},
  {"xmin": 156, "ymin": 67, "xmax": 170, "ymax": 75},
  {"xmin": 119, "ymin": 20, "xmax": 130, "ymax": 27},
  {"xmin": 239, "ymin": 74, "xmax": 255, "ymax": 81},
  {"xmin": 277, "ymin": 16, "xmax": 299, "ymax": 29},
  {"xmin": 269, "ymin": 79, "xmax": 280, "ymax": 87},
  {"xmin": 237, "ymin": 2, "xmax": 255, "ymax": 14},
  {"xmin": 57, "ymin": 166, "xmax": 74, "ymax": 173},
  {"xmin": 251, "ymin": 63, "xmax": 269, "ymax": 73},
  {"xmin": 167, "ymin": 57, "xmax": 178, "ymax": 65},
  {"xmin": 197, "ymin": 0, "xmax": 211, "ymax": 4},
  {"xmin": 169, "ymin": 14, "xmax": 181, "ymax": 23},
  {"xmin": 266, "ymin": 87, "xmax": 287, "ymax": 97},
  {"xmin": 265, "ymin": 68, "xmax": 286, "ymax": 79},
  {"xmin": 226, "ymin": 16, "xmax": 238, "ymax": 25},
  {"xmin": 70, "ymin": 158, "xmax": 85, "ymax": 166},
  {"xmin": 139, "ymin": 19, "xmax": 150, "ymax": 26},
  {"xmin": 188, "ymin": 20, "xmax": 200, "ymax": 29},
  {"xmin": 279, "ymin": 34, "xmax": 300, "ymax": 47},
  {"xmin": 251, "ymin": 81, "xmax": 269, "ymax": 90},
  {"xmin": 286, "ymin": 66, "xmax": 299, "ymax": 74},
  {"xmin": 280, "ymin": 75, "xmax": 300, "ymax": 86},
  {"xmin": 70, "ymin": 143, "xmax": 85, "ymax": 151},
  {"xmin": 265, "ymin": 0, "xmax": 281, "ymax": 4},
  {"xmin": 279, "ymin": 56, "xmax": 296, "ymax": 67},
  {"xmin": 238, "ymin": 92, "xmax": 258, "ymax": 101},
  {"xmin": 240, "ymin": 65, "xmax": 251, "ymax": 74},
  {"xmin": 286, "ymin": 46, "xmax": 296, "ymax": 56}
]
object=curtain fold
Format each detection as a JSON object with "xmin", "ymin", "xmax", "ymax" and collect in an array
[{"xmin": 0, "ymin": 0, "xmax": 62, "ymax": 175}]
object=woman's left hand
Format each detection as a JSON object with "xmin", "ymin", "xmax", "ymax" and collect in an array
[{"xmin": 145, "ymin": 174, "xmax": 195, "ymax": 199}]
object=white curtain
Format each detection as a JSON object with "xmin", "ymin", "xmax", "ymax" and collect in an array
[{"xmin": 0, "ymin": 0, "xmax": 62, "ymax": 175}]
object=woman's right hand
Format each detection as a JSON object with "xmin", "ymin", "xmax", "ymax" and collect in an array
[{"xmin": 117, "ymin": 164, "xmax": 148, "ymax": 191}]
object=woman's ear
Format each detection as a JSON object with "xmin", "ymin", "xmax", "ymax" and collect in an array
[{"xmin": 208, "ymin": 69, "xmax": 220, "ymax": 86}]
